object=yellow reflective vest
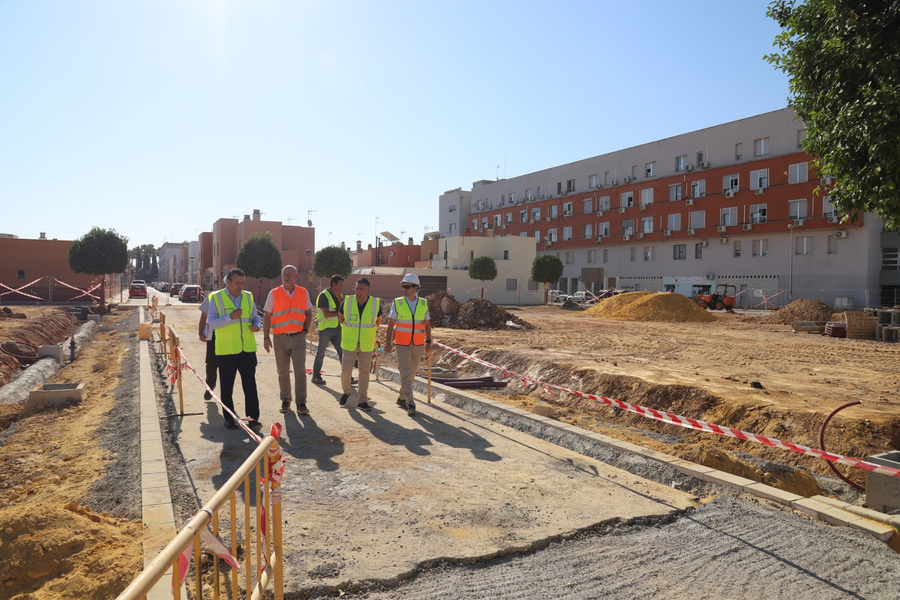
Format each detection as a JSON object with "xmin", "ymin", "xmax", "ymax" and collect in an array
[
  {"xmin": 212, "ymin": 290, "xmax": 257, "ymax": 355},
  {"xmin": 392, "ymin": 297, "xmax": 428, "ymax": 346},
  {"xmin": 316, "ymin": 289, "xmax": 339, "ymax": 330},
  {"xmin": 341, "ymin": 295, "xmax": 379, "ymax": 352}
]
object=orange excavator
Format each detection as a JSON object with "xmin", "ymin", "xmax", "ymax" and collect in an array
[{"xmin": 697, "ymin": 283, "xmax": 737, "ymax": 311}]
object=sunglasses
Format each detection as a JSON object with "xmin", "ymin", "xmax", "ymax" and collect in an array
[{"xmin": 402, "ymin": 284, "xmax": 416, "ymax": 289}]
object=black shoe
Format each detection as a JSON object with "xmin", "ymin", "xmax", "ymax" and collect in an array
[
  {"xmin": 350, "ymin": 377, "xmax": 359, "ymax": 386},
  {"xmin": 396, "ymin": 397, "xmax": 406, "ymax": 408},
  {"xmin": 280, "ymin": 401, "xmax": 291, "ymax": 413},
  {"xmin": 357, "ymin": 401, "xmax": 372, "ymax": 412},
  {"xmin": 407, "ymin": 403, "xmax": 416, "ymax": 416},
  {"xmin": 224, "ymin": 418, "xmax": 239, "ymax": 429},
  {"xmin": 339, "ymin": 394, "xmax": 349, "ymax": 407},
  {"xmin": 296, "ymin": 403, "xmax": 310, "ymax": 415},
  {"xmin": 248, "ymin": 419, "xmax": 263, "ymax": 430},
  {"xmin": 311, "ymin": 375, "xmax": 326, "ymax": 385},
  {"xmin": 204, "ymin": 390, "xmax": 212, "ymax": 400}
]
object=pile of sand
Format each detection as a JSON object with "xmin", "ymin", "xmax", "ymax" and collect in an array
[
  {"xmin": 759, "ymin": 299, "xmax": 835, "ymax": 325},
  {"xmin": 584, "ymin": 292, "xmax": 718, "ymax": 323},
  {"xmin": 425, "ymin": 293, "xmax": 534, "ymax": 330}
]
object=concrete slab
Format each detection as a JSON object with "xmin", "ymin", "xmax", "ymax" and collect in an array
[{"xmin": 161, "ymin": 306, "xmax": 698, "ymax": 592}]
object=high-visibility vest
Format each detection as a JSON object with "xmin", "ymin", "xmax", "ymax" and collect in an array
[
  {"xmin": 316, "ymin": 289, "xmax": 339, "ymax": 330},
  {"xmin": 212, "ymin": 290, "xmax": 257, "ymax": 355},
  {"xmin": 270, "ymin": 286, "xmax": 308, "ymax": 334},
  {"xmin": 341, "ymin": 295, "xmax": 379, "ymax": 352},
  {"xmin": 392, "ymin": 297, "xmax": 428, "ymax": 346}
]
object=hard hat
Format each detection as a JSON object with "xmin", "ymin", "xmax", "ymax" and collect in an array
[{"xmin": 401, "ymin": 273, "xmax": 420, "ymax": 286}]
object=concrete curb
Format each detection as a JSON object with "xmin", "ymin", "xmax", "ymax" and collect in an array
[{"xmin": 406, "ymin": 369, "xmax": 898, "ymax": 545}]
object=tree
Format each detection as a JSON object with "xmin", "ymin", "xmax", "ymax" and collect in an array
[
  {"xmin": 235, "ymin": 232, "xmax": 282, "ymax": 299},
  {"xmin": 469, "ymin": 256, "xmax": 498, "ymax": 299},
  {"xmin": 313, "ymin": 245, "xmax": 353, "ymax": 279},
  {"xmin": 69, "ymin": 227, "xmax": 129, "ymax": 309},
  {"xmin": 531, "ymin": 254, "xmax": 564, "ymax": 305},
  {"xmin": 766, "ymin": 0, "xmax": 900, "ymax": 228}
]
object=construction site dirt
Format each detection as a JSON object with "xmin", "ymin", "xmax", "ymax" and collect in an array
[{"xmin": 1, "ymin": 298, "xmax": 900, "ymax": 598}]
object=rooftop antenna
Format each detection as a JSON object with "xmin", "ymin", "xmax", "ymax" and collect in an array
[
  {"xmin": 496, "ymin": 165, "xmax": 501, "ymax": 180},
  {"xmin": 287, "ymin": 217, "xmax": 296, "ymax": 225},
  {"xmin": 307, "ymin": 210, "xmax": 318, "ymax": 227}
]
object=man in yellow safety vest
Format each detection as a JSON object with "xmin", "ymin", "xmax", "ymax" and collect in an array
[
  {"xmin": 312, "ymin": 274, "xmax": 345, "ymax": 385},
  {"xmin": 338, "ymin": 277, "xmax": 382, "ymax": 411},
  {"xmin": 262, "ymin": 265, "xmax": 313, "ymax": 415},
  {"xmin": 205, "ymin": 268, "xmax": 262, "ymax": 430},
  {"xmin": 384, "ymin": 273, "xmax": 431, "ymax": 416}
]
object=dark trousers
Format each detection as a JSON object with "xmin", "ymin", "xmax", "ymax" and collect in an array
[
  {"xmin": 217, "ymin": 351, "xmax": 260, "ymax": 421},
  {"xmin": 205, "ymin": 332, "xmax": 218, "ymax": 389}
]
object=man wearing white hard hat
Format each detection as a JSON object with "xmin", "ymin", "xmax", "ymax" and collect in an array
[{"xmin": 384, "ymin": 273, "xmax": 431, "ymax": 416}]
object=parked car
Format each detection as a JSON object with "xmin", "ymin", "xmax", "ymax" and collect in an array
[
  {"xmin": 179, "ymin": 285, "xmax": 203, "ymax": 303},
  {"xmin": 128, "ymin": 283, "xmax": 148, "ymax": 299},
  {"xmin": 169, "ymin": 283, "xmax": 184, "ymax": 296},
  {"xmin": 132, "ymin": 279, "xmax": 146, "ymax": 286},
  {"xmin": 569, "ymin": 290, "xmax": 597, "ymax": 305},
  {"xmin": 547, "ymin": 290, "xmax": 568, "ymax": 303}
]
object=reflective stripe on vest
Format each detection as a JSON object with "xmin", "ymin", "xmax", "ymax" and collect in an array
[
  {"xmin": 341, "ymin": 295, "xmax": 379, "ymax": 352},
  {"xmin": 271, "ymin": 286, "xmax": 308, "ymax": 334},
  {"xmin": 212, "ymin": 290, "xmax": 258, "ymax": 355},
  {"xmin": 393, "ymin": 297, "xmax": 428, "ymax": 346},
  {"xmin": 316, "ymin": 289, "xmax": 339, "ymax": 330}
]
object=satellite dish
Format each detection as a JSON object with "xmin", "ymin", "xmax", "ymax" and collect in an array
[
  {"xmin": 381, "ymin": 231, "xmax": 399, "ymax": 242},
  {"xmin": 308, "ymin": 220, "xmax": 313, "ymax": 227}
]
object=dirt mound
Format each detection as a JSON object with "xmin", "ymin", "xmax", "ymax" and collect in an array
[
  {"xmin": 759, "ymin": 299, "xmax": 835, "ymax": 325},
  {"xmin": 0, "ymin": 311, "xmax": 73, "ymax": 386},
  {"xmin": 584, "ymin": 292, "xmax": 718, "ymax": 323},
  {"xmin": 425, "ymin": 292, "xmax": 533, "ymax": 330},
  {"xmin": 426, "ymin": 290, "xmax": 452, "ymax": 325}
]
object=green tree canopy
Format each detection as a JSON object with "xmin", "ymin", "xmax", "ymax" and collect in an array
[
  {"xmin": 469, "ymin": 255, "xmax": 497, "ymax": 299},
  {"xmin": 766, "ymin": 0, "xmax": 900, "ymax": 228},
  {"xmin": 236, "ymin": 232, "xmax": 283, "ymax": 280},
  {"xmin": 313, "ymin": 245, "xmax": 353, "ymax": 279},
  {"xmin": 69, "ymin": 227, "xmax": 129, "ymax": 309},
  {"xmin": 531, "ymin": 254, "xmax": 564, "ymax": 304}
]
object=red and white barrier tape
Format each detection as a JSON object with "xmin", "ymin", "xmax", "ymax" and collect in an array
[
  {"xmin": 433, "ymin": 341, "xmax": 900, "ymax": 480},
  {"xmin": 0, "ymin": 276, "xmax": 47, "ymax": 300}
]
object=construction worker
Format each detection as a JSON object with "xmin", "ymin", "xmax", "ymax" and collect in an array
[
  {"xmin": 262, "ymin": 265, "xmax": 313, "ymax": 415},
  {"xmin": 338, "ymin": 277, "xmax": 382, "ymax": 411},
  {"xmin": 384, "ymin": 273, "xmax": 431, "ymax": 416},
  {"xmin": 197, "ymin": 291, "xmax": 217, "ymax": 400},
  {"xmin": 311, "ymin": 274, "xmax": 345, "ymax": 385},
  {"xmin": 206, "ymin": 268, "xmax": 262, "ymax": 430}
]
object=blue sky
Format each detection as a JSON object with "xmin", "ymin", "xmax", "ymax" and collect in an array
[{"xmin": 0, "ymin": 1, "xmax": 790, "ymax": 252}]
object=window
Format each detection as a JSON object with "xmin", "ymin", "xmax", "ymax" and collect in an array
[
  {"xmin": 587, "ymin": 249, "xmax": 597, "ymax": 263},
  {"xmin": 532, "ymin": 207, "xmax": 541, "ymax": 220},
  {"xmin": 630, "ymin": 165, "xmax": 638, "ymax": 179},
  {"xmin": 565, "ymin": 251, "xmax": 574, "ymax": 264},
  {"xmin": 641, "ymin": 217, "xmax": 653, "ymax": 233},
  {"xmin": 603, "ymin": 171, "xmax": 611, "ymax": 186},
  {"xmin": 645, "ymin": 161, "xmax": 655, "ymax": 177},
  {"xmin": 673, "ymin": 244, "xmax": 687, "ymax": 260},
  {"xmin": 503, "ymin": 250, "xmax": 509, "ymax": 260},
  {"xmin": 528, "ymin": 280, "xmax": 539, "ymax": 291},
  {"xmin": 795, "ymin": 236, "xmax": 813, "ymax": 255},
  {"xmin": 602, "ymin": 248, "xmax": 609, "ymax": 263},
  {"xmin": 536, "ymin": 185, "xmax": 542, "ymax": 198},
  {"xmin": 534, "ymin": 230, "xmax": 541, "ymax": 241},
  {"xmin": 750, "ymin": 203, "xmax": 768, "ymax": 224},
  {"xmin": 691, "ymin": 179, "xmax": 706, "ymax": 198},
  {"xmin": 448, "ymin": 222, "xmax": 456, "ymax": 233},
  {"xmin": 723, "ymin": 174, "xmax": 739, "ymax": 192},
  {"xmin": 526, "ymin": 188, "xmax": 534, "ymax": 200},
  {"xmin": 823, "ymin": 196, "xmax": 836, "ymax": 218},
  {"xmin": 557, "ymin": 181, "xmax": 563, "ymax": 194},
  {"xmin": 621, "ymin": 191, "xmax": 634, "ymax": 208},
  {"xmin": 697, "ymin": 151, "xmax": 705, "ymax": 165},
  {"xmin": 481, "ymin": 217, "xmax": 488, "ymax": 229},
  {"xmin": 589, "ymin": 174, "xmax": 598, "ymax": 188},
  {"xmin": 472, "ymin": 218, "xmax": 478, "ymax": 230},
  {"xmin": 493, "ymin": 214, "xmax": 502, "ymax": 227},
  {"xmin": 506, "ymin": 278, "xmax": 517, "ymax": 291},
  {"xmin": 754, "ymin": 137, "xmax": 770, "ymax": 156},
  {"xmin": 630, "ymin": 247, "xmax": 637, "ymax": 262},
  {"xmin": 643, "ymin": 246, "xmax": 654, "ymax": 261},
  {"xmin": 668, "ymin": 184, "xmax": 682, "ymax": 202},
  {"xmin": 549, "ymin": 204, "xmax": 559, "ymax": 218},
  {"xmin": 505, "ymin": 212, "xmax": 513, "ymax": 224},
  {"xmin": 828, "ymin": 235, "xmax": 839, "ymax": 254},
  {"xmin": 750, "ymin": 169, "xmax": 769, "ymax": 190},
  {"xmin": 751, "ymin": 239, "xmax": 769, "ymax": 257},
  {"xmin": 548, "ymin": 228, "xmax": 558, "ymax": 242},
  {"xmin": 598, "ymin": 222, "xmax": 610, "ymax": 237},
  {"xmin": 563, "ymin": 226, "xmax": 573, "ymax": 241},
  {"xmin": 622, "ymin": 219, "xmax": 634, "ymax": 236},
  {"xmin": 733, "ymin": 240, "xmax": 741, "ymax": 257},
  {"xmin": 500, "ymin": 195, "xmax": 505, "ymax": 206},
  {"xmin": 17, "ymin": 269, "xmax": 25, "ymax": 280},
  {"xmin": 509, "ymin": 192, "xmax": 516, "ymax": 204},
  {"xmin": 567, "ymin": 179, "xmax": 576, "ymax": 192},
  {"xmin": 695, "ymin": 242, "xmax": 704, "ymax": 259},
  {"xmin": 583, "ymin": 223, "xmax": 593, "ymax": 239},
  {"xmin": 689, "ymin": 210, "xmax": 706, "ymax": 230},
  {"xmin": 448, "ymin": 204, "xmax": 456, "ymax": 212},
  {"xmin": 519, "ymin": 231, "xmax": 528, "ymax": 237},
  {"xmin": 789, "ymin": 199, "xmax": 808, "ymax": 220},
  {"xmin": 667, "ymin": 213, "xmax": 681, "ymax": 231},
  {"xmin": 735, "ymin": 142, "xmax": 743, "ymax": 160},
  {"xmin": 598, "ymin": 195, "xmax": 611, "ymax": 211},
  {"xmin": 520, "ymin": 209, "xmax": 528, "ymax": 223},
  {"xmin": 797, "ymin": 129, "xmax": 806, "ymax": 148},
  {"xmin": 583, "ymin": 198, "xmax": 593, "ymax": 213},
  {"xmin": 789, "ymin": 162, "xmax": 809, "ymax": 184},
  {"xmin": 675, "ymin": 155, "xmax": 686, "ymax": 171},
  {"xmin": 563, "ymin": 201, "xmax": 573, "ymax": 216},
  {"xmin": 640, "ymin": 188, "xmax": 654, "ymax": 206},
  {"xmin": 721, "ymin": 207, "xmax": 737, "ymax": 226}
]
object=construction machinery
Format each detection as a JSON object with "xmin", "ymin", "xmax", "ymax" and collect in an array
[{"xmin": 696, "ymin": 283, "xmax": 737, "ymax": 311}]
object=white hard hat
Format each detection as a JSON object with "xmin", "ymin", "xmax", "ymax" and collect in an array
[{"xmin": 401, "ymin": 273, "xmax": 420, "ymax": 286}]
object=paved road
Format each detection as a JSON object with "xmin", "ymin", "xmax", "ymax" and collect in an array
[{"xmin": 155, "ymin": 302, "xmax": 900, "ymax": 598}]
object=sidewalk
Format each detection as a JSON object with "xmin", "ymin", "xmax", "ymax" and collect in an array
[{"xmin": 159, "ymin": 306, "xmax": 698, "ymax": 592}]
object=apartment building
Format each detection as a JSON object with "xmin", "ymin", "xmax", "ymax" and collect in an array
[{"xmin": 440, "ymin": 108, "xmax": 893, "ymax": 309}]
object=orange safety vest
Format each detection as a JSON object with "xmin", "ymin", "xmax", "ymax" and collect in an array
[
  {"xmin": 271, "ymin": 286, "xmax": 309, "ymax": 334},
  {"xmin": 392, "ymin": 297, "xmax": 428, "ymax": 346}
]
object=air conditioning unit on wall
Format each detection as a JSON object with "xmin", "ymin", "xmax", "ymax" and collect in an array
[
  {"xmin": 685, "ymin": 164, "xmax": 694, "ymax": 172},
  {"xmin": 717, "ymin": 225, "xmax": 727, "ymax": 233},
  {"xmin": 827, "ymin": 215, "xmax": 840, "ymax": 223},
  {"xmin": 720, "ymin": 237, "xmax": 729, "ymax": 244},
  {"xmin": 725, "ymin": 189, "xmax": 736, "ymax": 198},
  {"xmin": 685, "ymin": 199, "xmax": 694, "ymax": 206},
  {"xmin": 743, "ymin": 223, "xmax": 753, "ymax": 231},
  {"xmin": 836, "ymin": 230, "xmax": 848, "ymax": 239}
]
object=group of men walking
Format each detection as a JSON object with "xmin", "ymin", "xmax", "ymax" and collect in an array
[{"xmin": 199, "ymin": 267, "xmax": 431, "ymax": 429}]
